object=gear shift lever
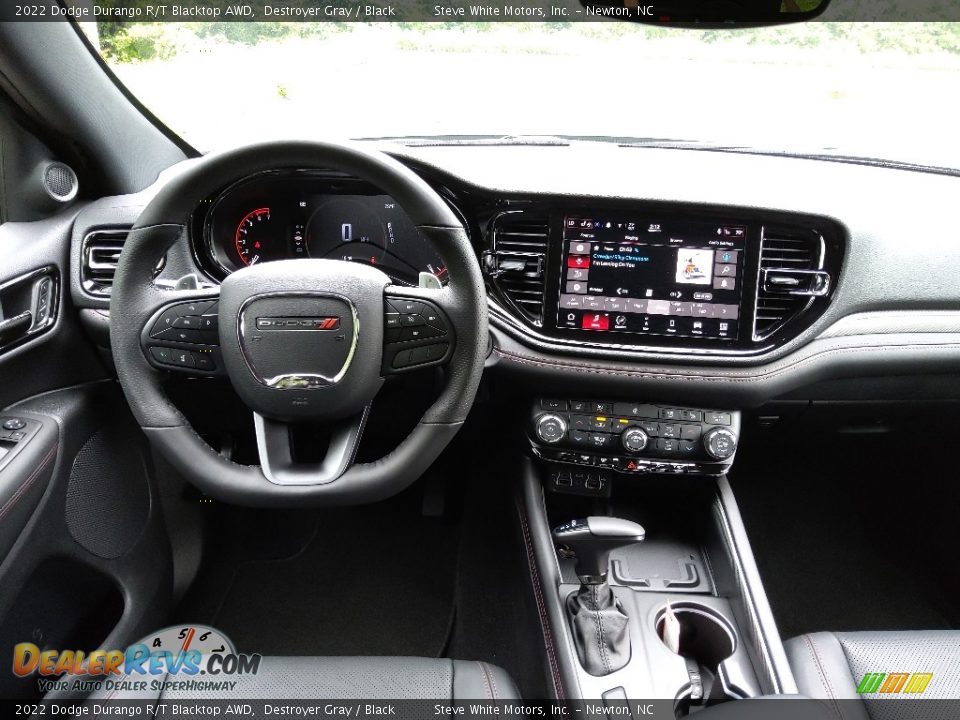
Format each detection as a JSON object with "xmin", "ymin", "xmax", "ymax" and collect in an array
[
  {"xmin": 552, "ymin": 517, "xmax": 646, "ymax": 677},
  {"xmin": 553, "ymin": 517, "xmax": 646, "ymax": 584}
]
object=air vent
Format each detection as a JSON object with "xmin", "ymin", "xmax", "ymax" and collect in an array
[
  {"xmin": 754, "ymin": 226, "xmax": 823, "ymax": 339},
  {"xmin": 81, "ymin": 229, "xmax": 130, "ymax": 297},
  {"xmin": 488, "ymin": 212, "xmax": 549, "ymax": 325}
]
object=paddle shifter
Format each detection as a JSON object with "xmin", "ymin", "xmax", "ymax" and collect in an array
[{"xmin": 553, "ymin": 517, "xmax": 646, "ymax": 677}]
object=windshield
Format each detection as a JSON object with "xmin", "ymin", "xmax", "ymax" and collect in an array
[{"xmin": 86, "ymin": 20, "xmax": 960, "ymax": 170}]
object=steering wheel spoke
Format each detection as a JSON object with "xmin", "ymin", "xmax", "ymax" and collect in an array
[
  {"xmin": 140, "ymin": 293, "xmax": 226, "ymax": 377},
  {"xmin": 382, "ymin": 286, "xmax": 455, "ymax": 374},
  {"xmin": 254, "ymin": 407, "xmax": 369, "ymax": 486}
]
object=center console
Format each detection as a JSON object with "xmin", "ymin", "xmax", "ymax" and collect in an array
[{"xmin": 518, "ymin": 395, "xmax": 796, "ymax": 711}]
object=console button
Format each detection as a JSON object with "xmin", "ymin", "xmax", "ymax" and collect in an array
[
  {"xmin": 658, "ymin": 423, "xmax": 680, "ymax": 439},
  {"xmin": 590, "ymin": 416, "xmax": 612, "ymax": 431},
  {"xmin": 705, "ymin": 411, "xmax": 732, "ymax": 426},
  {"xmin": 681, "ymin": 410, "xmax": 703, "ymax": 422},
  {"xmin": 613, "ymin": 402, "xmax": 658, "ymax": 418},
  {"xmin": 656, "ymin": 438, "xmax": 679, "ymax": 454},
  {"xmin": 535, "ymin": 414, "xmax": 568, "ymax": 444},
  {"xmin": 637, "ymin": 420, "xmax": 659, "ymax": 437},
  {"xmin": 589, "ymin": 433, "xmax": 614, "ymax": 449},
  {"xmin": 678, "ymin": 440, "xmax": 698, "ymax": 456},
  {"xmin": 569, "ymin": 430, "xmax": 589, "ymax": 446},
  {"xmin": 703, "ymin": 427, "xmax": 738, "ymax": 460},
  {"xmin": 621, "ymin": 427, "xmax": 649, "ymax": 453},
  {"xmin": 659, "ymin": 408, "xmax": 681, "ymax": 420},
  {"xmin": 541, "ymin": 399, "xmax": 567, "ymax": 411},
  {"xmin": 680, "ymin": 424, "xmax": 702, "ymax": 441},
  {"xmin": 591, "ymin": 402, "xmax": 613, "ymax": 414},
  {"xmin": 571, "ymin": 415, "xmax": 591, "ymax": 431},
  {"xmin": 576, "ymin": 454, "xmax": 596, "ymax": 465},
  {"xmin": 570, "ymin": 400, "xmax": 589, "ymax": 412}
]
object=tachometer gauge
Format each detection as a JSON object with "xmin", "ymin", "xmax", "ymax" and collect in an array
[{"xmin": 234, "ymin": 207, "xmax": 278, "ymax": 266}]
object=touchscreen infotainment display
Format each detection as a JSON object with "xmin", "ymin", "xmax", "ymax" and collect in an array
[{"xmin": 557, "ymin": 215, "xmax": 746, "ymax": 341}]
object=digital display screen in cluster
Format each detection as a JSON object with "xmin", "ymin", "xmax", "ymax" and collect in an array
[{"xmin": 557, "ymin": 215, "xmax": 747, "ymax": 341}]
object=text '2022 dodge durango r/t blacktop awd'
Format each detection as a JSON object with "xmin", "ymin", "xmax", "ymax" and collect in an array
[{"xmin": 1, "ymin": 3, "xmax": 960, "ymax": 719}]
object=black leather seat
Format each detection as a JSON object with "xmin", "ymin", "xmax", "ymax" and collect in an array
[
  {"xmin": 785, "ymin": 631, "xmax": 960, "ymax": 720},
  {"xmin": 91, "ymin": 656, "xmax": 519, "ymax": 701}
]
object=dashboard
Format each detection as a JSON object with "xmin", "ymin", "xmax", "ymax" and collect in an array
[
  {"xmin": 197, "ymin": 171, "xmax": 448, "ymax": 287},
  {"xmin": 66, "ymin": 141, "xmax": 960, "ymax": 407}
]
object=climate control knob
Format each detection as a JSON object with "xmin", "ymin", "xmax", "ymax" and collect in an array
[
  {"xmin": 535, "ymin": 413, "xmax": 568, "ymax": 444},
  {"xmin": 703, "ymin": 427, "xmax": 738, "ymax": 460},
  {"xmin": 621, "ymin": 427, "xmax": 649, "ymax": 453}
]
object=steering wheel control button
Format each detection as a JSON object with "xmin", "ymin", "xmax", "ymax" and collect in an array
[
  {"xmin": 703, "ymin": 427, "xmax": 738, "ymax": 460},
  {"xmin": 172, "ymin": 315, "xmax": 200, "ymax": 329},
  {"xmin": 382, "ymin": 295, "xmax": 454, "ymax": 374},
  {"xmin": 151, "ymin": 307, "xmax": 181, "ymax": 335},
  {"xmin": 150, "ymin": 346, "xmax": 196, "ymax": 368},
  {"xmin": 2, "ymin": 418, "xmax": 26, "ymax": 431},
  {"xmin": 150, "ymin": 347, "xmax": 173, "ymax": 364},
  {"xmin": 535, "ymin": 413, "xmax": 568, "ymax": 444}
]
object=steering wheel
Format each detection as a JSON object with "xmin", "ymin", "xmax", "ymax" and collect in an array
[{"xmin": 110, "ymin": 141, "xmax": 487, "ymax": 506}]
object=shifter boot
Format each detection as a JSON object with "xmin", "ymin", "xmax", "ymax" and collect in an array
[{"xmin": 566, "ymin": 582, "xmax": 630, "ymax": 676}]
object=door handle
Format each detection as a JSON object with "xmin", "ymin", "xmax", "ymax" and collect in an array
[{"xmin": 0, "ymin": 311, "xmax": 32, "ymax": 348}]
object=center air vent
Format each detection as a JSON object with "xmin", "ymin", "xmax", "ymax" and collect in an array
[
  {"xmin": 81, "ymin": 229, "xmax": 130, "ymax": 297},
  {"xmin": 487, "ymin": 212, "xmax": 549, "ymax": 325},
  {"xmin": 753, "ymin": 226, "xmax": 825, "ymax": 339}
]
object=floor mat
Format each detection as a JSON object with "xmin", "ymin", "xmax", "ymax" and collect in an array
[
  {"xmin": 180, "ymin": 501, "xmax": 460, "ymax": 657},
  {"xmin": 730, "ymin": 435, "xmax": 952, "ymax": 640}
]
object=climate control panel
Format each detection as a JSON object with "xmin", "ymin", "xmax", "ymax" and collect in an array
[{"xmin": 530, "ymin": 399, "xmax": 740, "ymax": 476}]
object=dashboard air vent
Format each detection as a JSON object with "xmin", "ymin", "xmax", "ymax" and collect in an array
[
  {"xmin": 489, "ymin": 212, "xmax": 549, "ymax": 326},
  {"xmin": 81, "ymin": 229, "xmax": 130, "ymax": 297},
  {"xmin": 754, "ymin": 226, "xmax": 824, "ymax": 339}
]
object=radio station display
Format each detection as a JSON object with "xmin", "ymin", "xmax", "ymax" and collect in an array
[{"xmin": 557, "ymin": 215, "xmax": 746, "ymax": 341}]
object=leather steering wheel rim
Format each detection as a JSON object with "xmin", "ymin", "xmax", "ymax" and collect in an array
[{"xmin": 110, "ymin": 141, "xmax": 487, "ymax": 506}]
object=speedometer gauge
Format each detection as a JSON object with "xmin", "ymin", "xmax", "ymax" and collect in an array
[
  {"xmin": 202, "ymin": 171, "xmax": 449, "ymax": 284},
  {"xmin": 235, "ymin": 207, "xmax": 276, "ymax": 266}
]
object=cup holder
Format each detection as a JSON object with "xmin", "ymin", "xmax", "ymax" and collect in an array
[
  {"xmin": 655, "ymin": 602, "xmax": 738, "ymax": 708},
  {"xmin": 655, "ymin": 602, "xmax": 737, "ymax": 667}
]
